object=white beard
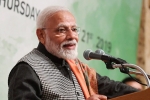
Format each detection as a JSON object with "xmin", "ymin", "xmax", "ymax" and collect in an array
[{"xmin": 45, "ymin": 38, "xmax": 78, "ymax": 60}]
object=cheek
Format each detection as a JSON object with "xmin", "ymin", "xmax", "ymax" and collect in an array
[
  {"xmin": 49, "ymin": 36, "xmax": 65, "ymax": 45},
  {"xmin": 76, "ymin": 36, "xmax": 79, "ymax": 42},
  {"xmin": 73, "ymin": 35, "xmax": 79, "ymax": 43}
]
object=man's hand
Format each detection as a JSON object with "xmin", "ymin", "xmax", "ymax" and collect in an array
[{"xmin": 86, "ymin": 94, "xmax": 107, "ymax": 100}]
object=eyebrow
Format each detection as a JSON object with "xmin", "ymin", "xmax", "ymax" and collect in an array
[{"xmin": 57, "ymin": 23, "xmax": 77, "ymax": 28}]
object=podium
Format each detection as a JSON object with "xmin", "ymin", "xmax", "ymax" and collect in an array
[
  {"xmin": 109, "ymin": 64, "xmax": 150, "ymax": 100},
  {"xmin": 109, "ymin": 88, "xmax": 150, "ymax": 100}
]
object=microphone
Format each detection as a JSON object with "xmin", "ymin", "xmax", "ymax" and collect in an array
[
  {"xmin": 95, "ymin": 49, "xmax": 105, "ymax": 55},
  {"xmin": 83, "ymin": 49, "xmax": 121, "ymax": 64}
]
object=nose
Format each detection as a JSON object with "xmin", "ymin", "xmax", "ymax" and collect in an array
[{"xmin": 65, "ymin": 29, "xmax": 78, "ymax": 40}]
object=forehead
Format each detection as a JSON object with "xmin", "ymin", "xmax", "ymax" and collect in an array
[{"xmin": 46, "ymin": 11, "xmax": 76, "ymax": 27}]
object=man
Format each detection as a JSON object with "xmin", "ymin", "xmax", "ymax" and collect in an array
[
  {"xmin": 8, "ymin": 6, "xmax": 138, "ymax": 100},
  {"xmin": 122, "ymin": 77, "xmax": 143, "ymax": 90}
]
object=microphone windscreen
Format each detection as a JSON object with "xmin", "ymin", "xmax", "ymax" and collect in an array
[
  {"xmin": 83, "ymin": 49, "xmax": 92, "ymax": 60},
  {"xmin": 95, "ymin": 49, "xmax": 105, "ymax": 55}
]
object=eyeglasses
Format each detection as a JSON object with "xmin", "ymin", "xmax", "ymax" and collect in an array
[{"xmin": 42, "ymin": 26, "xmax": 80, "ymax": 37}]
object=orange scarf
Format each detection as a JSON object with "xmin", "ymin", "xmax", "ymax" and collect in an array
[{"xmin": 66, "ymin": 59, "xmax": 98, "ymax": 99}]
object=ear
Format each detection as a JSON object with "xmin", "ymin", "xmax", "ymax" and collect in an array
[{"xmin": 36, "ymin": 29, "xmax": 46, "ymax": 44}]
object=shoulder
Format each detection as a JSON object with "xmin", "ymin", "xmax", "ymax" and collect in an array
[{"xmin": 8, "ymin": 62, "xmax": 39, "ymax": 85}]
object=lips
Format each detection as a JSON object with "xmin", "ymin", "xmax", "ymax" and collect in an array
[{"xmin": 63, "ymin": 43, "xmax": 76, "ymax": 50}]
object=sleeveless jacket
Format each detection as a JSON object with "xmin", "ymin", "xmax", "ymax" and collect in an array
[{"xmin": 18, "ymin": 49, "xmax": 98, "ymax": 99}]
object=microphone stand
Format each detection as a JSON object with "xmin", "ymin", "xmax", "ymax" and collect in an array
[
  {"xmin": 112, "ymin": 64, "xmax": 150, "ymax": 88},
  {"xmin": 129, "ymin": 70, "xmax": 150, "ymax": 78}
]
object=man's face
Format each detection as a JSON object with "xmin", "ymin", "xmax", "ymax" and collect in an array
[
  {"xmin": 42, "ymin": 11, "xmax": 79, "ymax": 59},
  {"xmin": 126, "ymin": 81, "xmax": 143, "ymax": 90}
]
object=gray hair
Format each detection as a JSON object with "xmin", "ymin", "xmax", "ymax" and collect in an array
[{"xmin": 36, "ymin": 6, "xmax": 70, "ymax": 29}]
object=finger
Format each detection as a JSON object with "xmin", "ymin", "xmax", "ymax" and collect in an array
[{"xmin": 98, "ymin": 95, "xmax": 107, "ymax": 100}]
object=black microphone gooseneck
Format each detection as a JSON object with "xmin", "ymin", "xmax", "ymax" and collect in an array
[
  {"xmin": 94, "ymin": 49, "xmax": 125, "ymax": 69},
  {"xmin": 83, "ymin": 49, "xmax": 129, "ymax": 70}
]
